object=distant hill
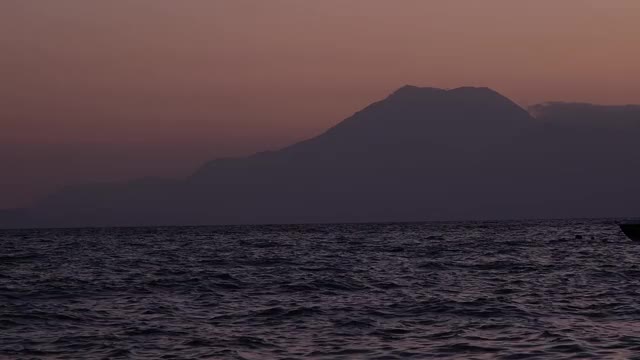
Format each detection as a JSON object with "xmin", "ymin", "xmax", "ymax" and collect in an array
[
  {"xmin": 0, "ymin": 209, "xmax": 32, "ymax": 229},
  {"xmin": 3, "ymin": 86, "xmax": 640, "ymax": 229}
]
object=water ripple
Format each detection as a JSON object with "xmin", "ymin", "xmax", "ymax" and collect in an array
[{"xmin": 1, "ymin": 219, "xmax": 639, "ymax": 358}]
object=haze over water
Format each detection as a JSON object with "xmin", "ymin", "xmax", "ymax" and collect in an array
[{"xmin": 2, "ymin": 219, "xmax": 640, "ymax": 359}]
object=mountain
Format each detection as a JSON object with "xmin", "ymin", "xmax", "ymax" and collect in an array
[
  {"xmin": 0, "ymin": 209, "xmax": 33, "ymax": 229},
  {"xmin": 3, "ymin": 86, "xmax": 640, "ymax": 229}
]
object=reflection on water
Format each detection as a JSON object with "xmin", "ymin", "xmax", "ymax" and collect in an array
[{"xmin": 1, "ymin": 219, "xmax": 639, "ymax": 359}]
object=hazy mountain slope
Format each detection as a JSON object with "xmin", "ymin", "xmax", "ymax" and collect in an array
[{"xmin": 4, "ymin": 86, "xmax": 640, "ymax": 228}]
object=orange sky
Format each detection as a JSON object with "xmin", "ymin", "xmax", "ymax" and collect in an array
[{"xmin": 1, "ymin": 1, "xmax": 640, "ymax": 208}]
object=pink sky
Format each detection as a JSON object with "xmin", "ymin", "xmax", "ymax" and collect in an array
[{"xmin": 1, "ymin": 1, "xmax": 640, "ymax": 208}]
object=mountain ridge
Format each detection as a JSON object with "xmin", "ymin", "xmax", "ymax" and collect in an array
[{"xmin": 3, "ymin": 85, "xmax": 640, "ymax": 229}]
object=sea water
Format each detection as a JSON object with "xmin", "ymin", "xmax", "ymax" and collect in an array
[{"xmin": 2, "ymin": 219, "xmax": 639, "ymax": 359}]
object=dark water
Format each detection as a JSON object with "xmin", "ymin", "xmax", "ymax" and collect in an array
[{"xmin": 2, "ymin": 219, "xmax": 640, "ymax": 359}]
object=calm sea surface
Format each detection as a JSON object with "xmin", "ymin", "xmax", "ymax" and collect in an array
[{"xmin": 2, "ymin": 219, "xmax": 640, "ymax": 359}]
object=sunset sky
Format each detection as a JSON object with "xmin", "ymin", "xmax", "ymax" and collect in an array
[{"xmin": 2, "ymin": 1, "xmax": 640, "ymax": 208}]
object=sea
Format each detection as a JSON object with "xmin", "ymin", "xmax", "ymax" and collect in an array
[{"xmin": 2, "ymin": 219, "xmax": 640, "ymax": 359}]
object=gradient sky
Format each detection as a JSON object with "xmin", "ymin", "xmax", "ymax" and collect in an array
[{"xmin": 2, "ymin": 1, "xmax": 640, "ymax": 208}]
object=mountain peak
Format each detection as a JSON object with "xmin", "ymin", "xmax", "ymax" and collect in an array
[
  {"xmin": 388, "ymin": 85, "xmax": 445, "ymax": 99},
  {"xmin": 382, "ymin": 85, "xmax": 527, "ymax": 118},
  {"xmin": 387, "ymin": 85, "xmax": 508, "ymax": 102},
  {"xmin": 448, "ymin": 86, "xmax": 500, "ymax": 95}
]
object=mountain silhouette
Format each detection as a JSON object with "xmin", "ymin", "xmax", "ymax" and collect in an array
[{"xmin": 2, "ymin": 86, "xmax": 640, "ymax": 229}]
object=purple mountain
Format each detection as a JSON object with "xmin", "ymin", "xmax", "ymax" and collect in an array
[{"xmin": 3, "ymin": 86, "xmax": 640, "ymax": 228}]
